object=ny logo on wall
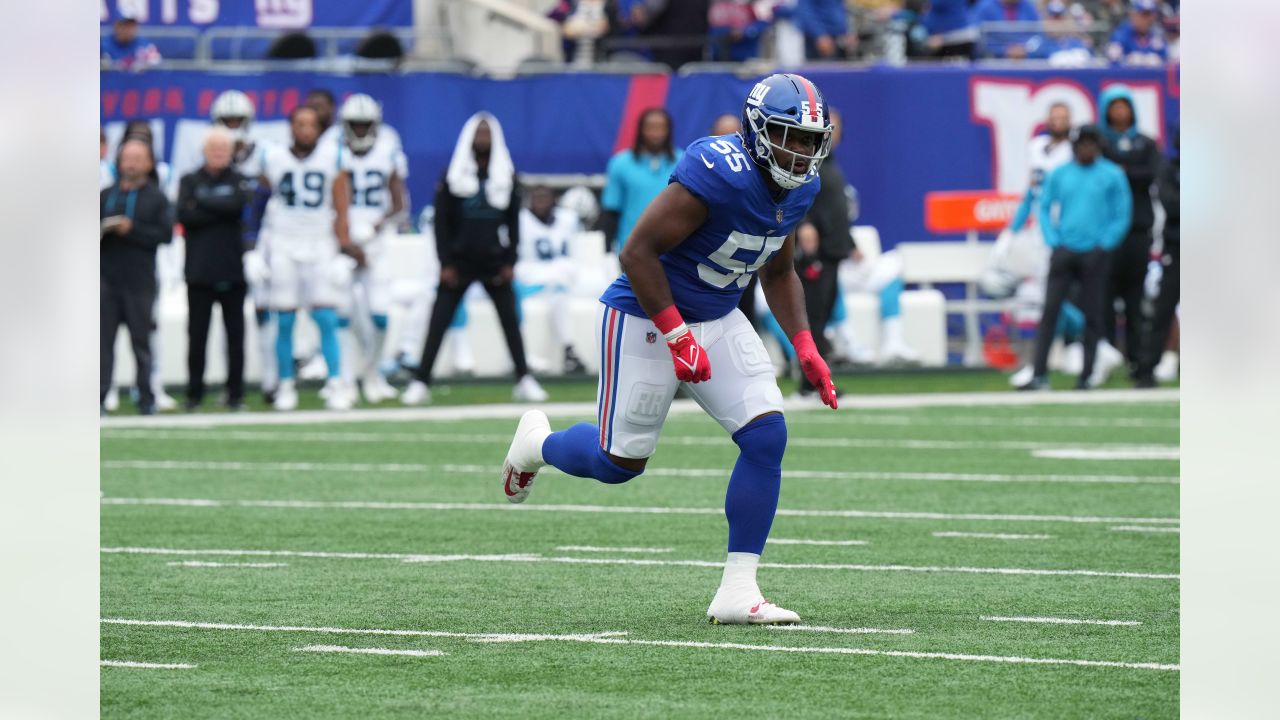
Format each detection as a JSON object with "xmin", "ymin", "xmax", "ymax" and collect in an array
[{"xmin": 256, "ymin": 0, "xmax": 313, "ymax": 28}]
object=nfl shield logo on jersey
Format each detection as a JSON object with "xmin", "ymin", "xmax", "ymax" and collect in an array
[
  {"xmin": 776, "ymin": 208, "xmax": 784, "ymax": 223},
  {"xmin": 646, "ymin": 331, "xmax": 657, "ymax": 344}
]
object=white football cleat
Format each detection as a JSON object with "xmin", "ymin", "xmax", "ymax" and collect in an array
[
  {"xmin": 707, "ymin": 593, "xmax": 801, "ymax": 625},
  {"xmin": 298, "ymin": 354, "xmax": 328, "ymax": 381},
  {"xmin": 512, "ymin": 374, "xmax": 549, "ymax": 403},
  {"xmin": 1008, "ymin": 364, "xmax": 1035, "ymax": 388},
  {"xmin": 361, "ymin": 373, "xmax": 397, "ymax": 403},
  {"xmin": 401, "ymin": 379, "xmax": 431, "ymax": 406},
  {"xmin": 878, "ymin": 340, "xmax": 920, "ymax": 366},
  {"xmin": 103, "ymin": 387, "xmax": 120, "ymax": 412},
  {"xmin": 1154, "ymin": 350, "xmax": 1179, "ymax": 382},
  {"xmin": 323, "ymin": 379, "xmax": 353, "ymax": 410},
  {"xmin": 1090, "ymin": 340, "xmax": 1126, "ymax": 387},
  {"xmin": 273, "ymin": 380, "xmax": 298, "ymax": 411},
  {"xmin": 501, "ymin": 410, "xmax": 550, "ymax": 504}
]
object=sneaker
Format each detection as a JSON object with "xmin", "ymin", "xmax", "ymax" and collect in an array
[
  {"xmin": 501, "ymin": 410, "xmax": 551, "ymax": 504},
  {"xmin": 362, "ymin": 373, "xmax": 398, "ymax": 403},
  {"xmin": 1154, "ymin": 351, "xmax": 1179, "ymax": 382},
  {"xmin": 323, "ymin": 379, "xmax": 353, "ymax": 410},
  {"xmin": 563, "ymin": 347, "xmax": 586, "ymax": 375},
  {"xmin": 1008, "ymin": 364, "xmax": 1035, "ymax": 388},
  {"xmin": 707, "ymin": 592, "xmax": 800, "ymax": 625},
  {"xmin": 401, "ymin": 380, "xmax": 431, "ymax": 406},
  {"xmin": 298, "ymin": 354, "xmax": 328, "ymax": 381},
  {"xmin": 1090, "ymin": 340, "xmax": 1126, "ymax": 387},
  {"xmin": 512, "ymin": 374, "xmax": 549, "ymax": 402},
  {"xmin": 274, "ymin": 380, "xmax": 298, "ymax": 411},
  {"xmin": 1058, "ymin": 342, "xmax": 1084, "ymax": 376},
  {"xmin": 103, "ymin": 387, "xmax": 120, "ymax": 412},
  {"xmin": 1016, "ymin": 376, "xmax": 1049, "ymax": 392},
  {"xmin": 153, "ymin": 389, "xmax": 178, "ymax": 412}
]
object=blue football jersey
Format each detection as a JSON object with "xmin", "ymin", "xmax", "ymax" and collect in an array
[{"xmin": 600, "ymin": 133, "xmax": 821, "ymax": 323}]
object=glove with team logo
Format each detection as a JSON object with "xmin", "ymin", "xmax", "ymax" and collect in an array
[
  {"xmin": 792, "ymin": 330, "xmax": 838, "ymax": 409},
  {"xmin": 652, "ymin": 306, "xmax": 711, "ymax": 383}
]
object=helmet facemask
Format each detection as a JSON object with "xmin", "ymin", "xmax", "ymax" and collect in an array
[
  {"xmin": 746, "ymin": 110, "xmax": 832, "ymax": 190},
  {"xmin": 343, "ymin": 120, "xmax": 379, "ymax": 153}
]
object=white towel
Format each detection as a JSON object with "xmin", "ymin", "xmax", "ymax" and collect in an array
[{"xmin": 445, "ymin": 111, "xmax": 514, "ymax": 210}]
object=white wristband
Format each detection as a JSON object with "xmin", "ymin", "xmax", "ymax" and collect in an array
[{"xmin": 663, "ymin": 323, "xmax": 690, "ymax": 344}]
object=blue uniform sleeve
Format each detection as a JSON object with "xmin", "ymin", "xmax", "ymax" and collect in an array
[
  {"xmin": 1103, "ymin": 167, "xmax": 1133, "ymax": 251},
  {"xmin": 1038, "ymin": 168, "xmax": 1061, "ymax": 248},
  {"xmin": 601, "ymin": 153, "xmax": 626, "ymax": 212},
  {"xmin": 1010, "ymin": 187, "xmax": 1035, "ymax": 232},
  {"xmin": 669, "ymin": 139, "xmax": 737, "ymax": 212}
]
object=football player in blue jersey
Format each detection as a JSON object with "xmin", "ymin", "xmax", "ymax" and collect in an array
[{"xmin": 500, "ymin": 74, "xmax": 839, "ymax": 625}]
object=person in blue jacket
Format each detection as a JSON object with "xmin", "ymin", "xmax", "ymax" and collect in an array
[
  {"xmin": 794, "ymin": 0, "xmax": 857, "ymax": 59},
  {"xmin": 1106, "ymin": 0, "xmax": 1167, "ymax": 65},
  {"xmin": 1019, "ymin": 125, "xmax": 1131, "ymax": 391},
  {"xmin": 970, "ymin": 0, "xmax": 1041, "ymax": 58},
  {"xmin": 922, "ymin": 0, "xmax": 979, "ymax": 58}
]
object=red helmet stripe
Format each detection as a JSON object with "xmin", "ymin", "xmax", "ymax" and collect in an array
[{"xmin": 797, "ymin": 76, "xmax": 819, "ymax": 122}]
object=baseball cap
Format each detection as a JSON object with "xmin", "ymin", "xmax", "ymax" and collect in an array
[
  {"xmin": 1070, "ymin": 124, "xmax": 1103, "ymax": 145},
  {"xmin": 1131, "ymin": 0, "xmax": 1158, "ymax": 13}
]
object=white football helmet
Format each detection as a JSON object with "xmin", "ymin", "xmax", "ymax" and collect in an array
[
  {"xmin": 210, "ymin": 90, "xmax": 255, "ymax": 143},
  {"xmin": 340, "ymin": 94, "xmax": 382, "ymax": 153}
]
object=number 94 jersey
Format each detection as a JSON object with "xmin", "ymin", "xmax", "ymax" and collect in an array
[
  {"xmin": 262, "ymin": 140, "xmax": 343, "ymax": 257},
  {"xmin": 600, "ymin": 133, "xmax": 820, "ymax": 323}
]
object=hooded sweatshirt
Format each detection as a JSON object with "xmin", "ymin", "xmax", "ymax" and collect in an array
[
  {"xmin": 1098, "ymin": 85, "xmax": 1162, "ymax": 235},
  {"xmin": 1038, "ymin": 156, "xmax": 1131, "ymax": 253},
  {"xmin": 435, "ymin": 112, "xmax": 521, "ymax": 271}
]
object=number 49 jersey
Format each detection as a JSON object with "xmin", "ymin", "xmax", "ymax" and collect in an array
[
  {"xmin": 600, "ymin": 133, "xmax": 820, "ymax": 323},
  {"xmin": 262, "ymin": 140, "xmax": 343, "ymax": 256}
]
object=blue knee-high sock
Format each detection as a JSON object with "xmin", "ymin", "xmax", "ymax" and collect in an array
[
  {"xmin": 542, "ymin": 422, "xmax": 641, "ymax": 485},
  {"xmin": 276, "ymin": 310, "xmax": 297, "ymax": 380},
  {"xmin": 311, "ymin": 308, "xmax": 342, "ymax": 379},
  {"xmin": 879, "ymin": 278, "xmax": 904, "ymax": 319},
  {"xmin": 726, "ymin": 414, "xmax": 787, "ymax": 555}
]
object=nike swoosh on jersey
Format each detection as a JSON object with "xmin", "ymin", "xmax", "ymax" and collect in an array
[{"xmin": 701, "ymin": 154, "xmax": 715, "ymax": 168}]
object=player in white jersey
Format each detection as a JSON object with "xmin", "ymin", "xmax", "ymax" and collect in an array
[
  {"xmin": 257, "ymin": 105, "xmax": 359, "ymax": 411},
  {"xmin": 335, "ymin": 94, "xmax": 409, "ymax": 402},
  {"xmin": 517, "ymin": 186, "xmax": 587, "ymax": 374}
]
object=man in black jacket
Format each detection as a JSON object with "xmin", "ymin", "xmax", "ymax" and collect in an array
[
  {"xmin": 101, "ymin": 139, "xmax": 173, "ymax": 414},
  {"xmin": 178, "ymin": 128, "xmax": 252, "ymax": 410},
  {"xmin": 1136, "ymin": 132, "xmax": 1179, "ymax": 387},
  {"xmin": 1098, "ymin": 85, "xmax": 1161, "ymax": 372}
]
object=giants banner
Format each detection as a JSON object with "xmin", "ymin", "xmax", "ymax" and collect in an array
[{"xmin": 100, "ymin": 66, "xmax": 1179, "ymax": 248}]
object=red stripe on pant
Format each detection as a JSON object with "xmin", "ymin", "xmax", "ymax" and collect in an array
[{"xmin": 599, "ymin": 308, "xmax": 618, "ymax": 449}]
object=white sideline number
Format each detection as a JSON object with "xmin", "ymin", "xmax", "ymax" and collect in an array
[
  {"xmin": 708, "ymin": 140, "xmax": 748, "ymax": 173},
  {"xmin": 698, "ymin": 231, "xmax": 785, "ymax": 289}
]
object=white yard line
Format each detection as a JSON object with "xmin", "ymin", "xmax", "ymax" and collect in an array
[
  {"xmin": 295, "ymin": 644, "xmax": 445, "ymax": 658},
  {"xmin": 772, "ymin": 414, "xmax": 1178, "ymax": 429},
  {"xmin": 101, "ymin": 547, "xmax": 1178, "ymax": 580},
  {"xmin": 100, "ymin": 496, "xmax": 1180, "ymax": 526},
  {"xmin": 167, "ymin": 561, "xmax": 288, "ymax": 568},
  {"xmin": 1110, "ymin": 525, "xmax": 1181, "ymax": 534},
  {"xmin": 101, "ymin": 429, "xmax": 1177, "ymax": 454},
  {"xmin": 980, "ymin": 616, "xmax": 1143, "ymax": 627},
  {"xmin": 102, "ymin": 617, "xmax": 1177, "ymax": 671},
  {"xmin": 101, "ymin": 618, "xmax": 628, "ymax": 644},
  {"xmin": 932, "ymin": 532, "xmax": 1053, "ymax": 541},
  {"xmin": 100, "ymin": 660, "xmax": 195, "ymax": 669},
  {"xmin": 556, "ymin": 546, "xmax": 673, "ymax": 553},
  {"xmin": 1033, "ymin": 448, "xmax": 1180, "ymax": 461},
  {"xmin": 768, "ymin": 538, "xmax": 869, "ymax": 546},
  {"xmin": 98, "ymin": 389, "xmax": 1179, "ymax": 428},
  {"xmin": 102, "ymin": 459, "xmax": 1180, "ymax": 486},
  {"xmin": 765, "ymin": 625, "xmax": 914, "ymax": 635}
]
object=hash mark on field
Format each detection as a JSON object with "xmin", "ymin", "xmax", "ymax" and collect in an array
[
  {"xmin": 101, "ymin": 497, "xmax": 1180, "ymax": 525},
  {"xmin": 100, "ymin": 660, "xmax": 195, "ymax": 669},
  {"xmin": 1032, "ymin": 448, "xmax": 1180, "ymax": 461},
  {"xmin": 1110, "ymin": 525, "xmax": 1180, "ymax": 534},
  {"xmin": 766, "ymin": 625, "xmax": 914, "ymax": 635},
  {"xmin": 981, "ymin": 616, "xmax": 1143, "ymax": 627},
  {"xmin": 768, "ymin": 538, "xmax": 869, "ymax": 547},
  {"xmin": 296, "ymin": 644, "xmax": 445, "ymax": 658},
  {"xmin": 101, "ymin": 619, "xmax": 629, "ymax": 644},
  {"xmin": 556, "ymin": 546, "xmax": 673, "ymax": 553},
  {"xmin": 167, "ymin": 561, "xmax": 289, "ymax": 568},
  {"xmin": 101, "ymin": 547, "xmax": 1180, "ymax": 580},
  {"xmin": 932, "ymin": 532, "xmax": 1053, "ymax": 541}
]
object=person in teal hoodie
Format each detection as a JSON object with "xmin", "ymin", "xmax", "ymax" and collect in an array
[{"xmin": 1019, "ymin": 125, "xmax": 1131, "ymax": 391}]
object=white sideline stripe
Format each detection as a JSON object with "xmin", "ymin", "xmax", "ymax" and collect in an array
[
  {"xmin": 1110, "ymin": 525, "xmax": 1181, "ymax": 534},
  {"xmin": 101, "ymin": 547, "xmax": 1179, "ymax": 580},
  {"xmin": 97, "ymin": 389, "xmax": 1180, "ymax": 428},
  {"xmin": 981, "ymin": 616, "xmax": 1143, "ymax": 627},
  {"xmin": 932, "ymin": 532, "xmax": 1053, "ymax": 541},
  {"xmin": 101, "ymin": 496, "xmax": 1180, "ymax": 525},
  {"xmin": 768, "ymin": 538, "xmax": 869, "ymax": 547},
  {"xmin": 766, "ymin": 625, "xmax": 913, "ymax": 635},
  {"xmin": 101, "ymin": 618, "xmax": 628, "ymax": 644},
  {"xmin": 1033, "ymin": 448, "xmax": 1180, "ymax": 461},
  {"xmin": 100, "ymin": 660, "xmax": 195, "ymax": 669},
  {"xmin": 103, "ymin": 459, "xmax": 1179, "ymax": 486},
  {"xmin": 101, "ymin": 429, "xmax": 1178, "ymax": 453},
  {"xmin": 571, "ymin": 637, "xmax": 1178, "ymax": 671},
  {"xmin": 296, "ymin": 644, "xmax": 445, "ymax": 658},
  {"xmin": 556, "ymin": 545, "xmax": 673, "ymax": 553},
  {"xmin": 772, "ymin": 414, "xmax": 1179, "ymax": 429},
  {"xmin": 168, "ymin": 560, "xmax": 288, "ymax": 568}
]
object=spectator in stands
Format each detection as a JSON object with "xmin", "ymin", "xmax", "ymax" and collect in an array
[
  {"xmin": 101, "ymin": 139, "xmax": 174, "ymax": 414},
  {"xmin": 1098, "ymin": 84, "xmax": 1161, "ymax": 374},
  {"xmin": 550, "ymin": 0, "xmax": 610, "ymax": 64},
  {"xmin": 1161, "ymin": 5, "xmax": 1179, "ymax": 63},
  {"xmin": 1024, "ymin": 1, "xmax": 1094, "ymax": 66},
  {"xmin": 1135, "ymin": 129, "xmax": 1178, "ymax": 388},
  {"xmin": 100, "ymin": 128, "xmax": 115, "ymax": 190},
  {"xmin": 970, "ymin": 0, "xmax": 1041, "ymax": 59},
  {"xmin": 609, "ymin": 0, "xmax": 653, "ymax": 60},
  {"xmin": 1083, "ymin": 0, "xmax": 1128, "ymax": 29},
  {"xmin": 922, "ymin": 0, "xmax": 979, "ymax": 58},
  {"xmin": 642, "ymin": 0, "xmax": 711, "ymax": 68},
  {"xmin": 883, "ymin": 0, "xmax": 934, "ymax": 61},
  {"xmin": 101, "ymin": 14, "xmax": 161, "ymax": 71},
  {"xmin": 1019, "ymin": 125, "xmax": 1130, "ymax": 391},
  {"xmin": 710, "ymin": 113, "xmax": 741, "ymax": 137},
  {"xmin": 177, "ymin": 128, "xmax": 252, "ymax": 411},
  {"xmin": 795, "ymin": 0, "xmax": 858, "ymax": 60},
  {"xmin": 403, "ymin": 113, "xmax": 547, "ymax": 406},
  {"xmin": 708, "ymin": 0, "xmax": 771, "ymax": 61},
  {"xmin": 1106, "ymin": 0, "xmax": 1167, "ymax": 66},
  {"xmin": 600, "ymin": 108, "xmax": 681, "ymax": 252}
]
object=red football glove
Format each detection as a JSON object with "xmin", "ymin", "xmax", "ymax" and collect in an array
[
  {"xmin": 652, "ymin": 306, "xmax": 712, "ymax": 383},
  {"xmin": 792, "ymin": 330, "xmax": 838, "ymax": 409}
]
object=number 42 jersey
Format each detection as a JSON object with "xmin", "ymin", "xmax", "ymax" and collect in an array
[{"xmin": 600, "ymin": 132, "xmax": 820, "ymax": 323}]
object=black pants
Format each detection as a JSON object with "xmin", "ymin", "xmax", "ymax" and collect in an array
[
  {"xmin": 187, "ymin": 282, "xmax": 247, "ymax": 405},
  {"xmin": 1137, "ymin": 242, "xmax": 1179, "ymax": 379},
  {"xmin": 416, "ymin": 267, "xmax": 528, "ymax": 385},
  {"xmin": 101, "ymin": 281, "xmax": 156, "ymax": 408},
  {"xmin": 1032, "ymin": 248, "xmax": 1108, "ymax": 382},
  {"xmin": 799, "ymin": 262, "xmax": 840, "ymax": 390},
  {"xmin": 1106, "ymin": 229, "xmax": 1153, "ymax": 365}
]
